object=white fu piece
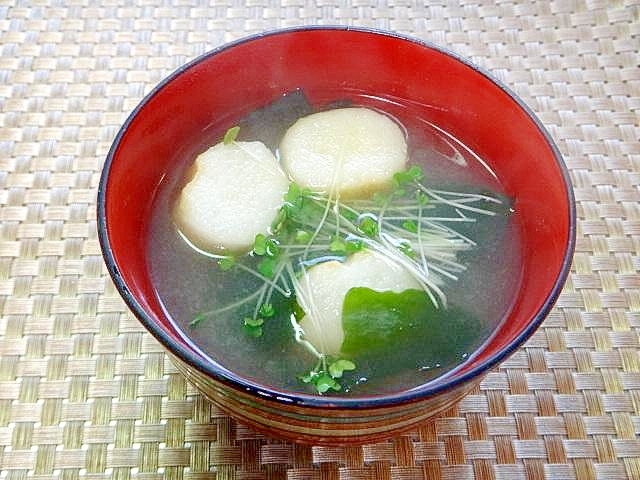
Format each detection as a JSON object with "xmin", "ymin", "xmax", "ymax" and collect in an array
[
  {"xmin": 174, "ymin": 140, "xmax": 289, "ymax": 254},
  {"xmin": 279, "ymin": 107, "xmax": 408, "ymax": 198}
]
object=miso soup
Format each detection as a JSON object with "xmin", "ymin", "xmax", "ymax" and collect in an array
[{"xmin": 147, "ymin": 91, "xmax": 522, "ymax": 396}]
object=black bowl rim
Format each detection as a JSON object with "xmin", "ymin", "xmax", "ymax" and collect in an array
[{"xmin": 97, "ymin": 25, "xmax": 577, "ymax": 410}]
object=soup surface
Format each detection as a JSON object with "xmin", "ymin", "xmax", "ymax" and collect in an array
[{"xmin": 148, "ymin": 91, "xmax": 523, "ymax": 396}]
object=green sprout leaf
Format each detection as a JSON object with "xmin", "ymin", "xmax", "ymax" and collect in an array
[
  {"xmin": 393, "ymin": 165, "xmax": 424, "ymax": 187},
  {"xmin": 294, "ymin": 229, "xmax": 312, "ymax": 244},
  {"xmin": 329, "ymin": 236, "xmax": 347, "ymax": 253},
  {"xmin": 300, "ymin": 371, "xmax": 317, "ymax": 384},
  {"xmin": 258, "ymin": 303, "xmax": 275, "ymax": 318},
  {"xmin": 244, "ymin": 317, "xmax": 264, "ymax": 327},
  {"xmin": 315, "ymin": 374, "xmax": 341, "ymax": 393},
  {"xmin": 284, "ymin": 182, "xmax": 303, "ymax": 204},
  {"xmin": 257, "ymin": 257, "xmax": 278, "ymax": 278},
  {"xmin": 243, "ymin": 317, "xmax": 264, "ymax": 337},
  {"xmin": 416, "ymin": 191, "xmax": 429, "ymax": 206},
  {"xmin": 328, "ymin": 359, "xmax": 356, "ymax": 379},
  {"xmin": 265, "ymin": 239, "xmax": 280, "ymax": 257},
  {"xmin": 345, "ymin": 238, "xmax": 364, "ymax": 254},
  {"xmin": 407, "ymin": 165, "xmax": 424, "ymax": 181},
  {"xmin": 299, "ymin": 357, "xmax": 357, "ymax": 394},
  {"xmin": 217, "ymin": 256, "xmax": 236, "ymax": 271},
  {"xmin": 253, "ymin": 233, "xmax": 268, "ymax": 256},
  {"xmin": 330, "ymin": 236, "xmax": 364, "ymax": 256},
  {"xmin": 253, "ymin": 234, "xmax": 280, "ymax": 257},
  {"xmin": 281, "ymin": 183, "xmax": 308, "ymax": 221},
  {"xmin": 402, "ymin": 220, "xmax": 418, "ymax": 233},
  {"xmin": 223, "ymin": 126, "xmax": 240, "ymax": 145},
  {"xmin": 358, "ymin": 216, "xmax": 379, "ymax": 238},
  {"xmin": 398, "ymin": 242, "xmax": 417, "ymax": 259}
]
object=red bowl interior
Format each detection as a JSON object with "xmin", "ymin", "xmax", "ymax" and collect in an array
[{"xmin": 98, "ymin": 27, "xmax": 575, "ymax": 407}]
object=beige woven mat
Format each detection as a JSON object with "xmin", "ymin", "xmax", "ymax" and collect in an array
[{"xmin": 1, "ymin": 1, "xmax": 639, "ymax": 479}]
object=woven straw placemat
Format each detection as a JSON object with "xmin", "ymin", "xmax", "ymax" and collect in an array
[{"xmin": 1, "ymin": 1, "xmax": 638, "ymax": 479}]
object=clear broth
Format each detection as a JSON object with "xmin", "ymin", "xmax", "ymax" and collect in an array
[{"xmin": 147, "ymin": 92, "xmax": 523, "ymax": 396}]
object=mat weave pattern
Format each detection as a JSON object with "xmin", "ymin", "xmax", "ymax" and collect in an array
[{"xmin": 1, "ymin": 1, "xmax": 639, "ymax": 479}]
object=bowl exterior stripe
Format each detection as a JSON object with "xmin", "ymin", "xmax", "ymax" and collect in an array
[{"xmin": 171, "ymin": 353, "xmax": 481, "ymax": 444}]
